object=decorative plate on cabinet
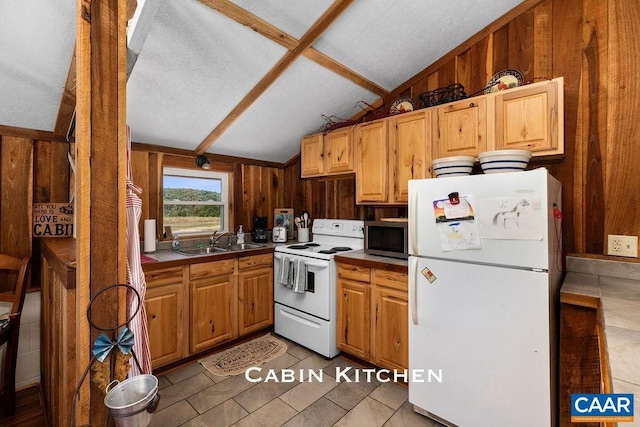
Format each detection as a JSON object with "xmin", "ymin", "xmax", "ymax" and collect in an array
[
  {"xmin": 389, "ymin": 97, "xmax": 415, "ymax": 115},
  {"xmin": 484, "ymin": 69, "xmax": 524, "ymax": 94}
]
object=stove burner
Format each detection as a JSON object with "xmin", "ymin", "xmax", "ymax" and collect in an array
[
  {"xmin": 331, "ymin": 246, "xmax": 352, "ymax": 252},
  {"xmin": 304, "ymin": 243, "xmax": 320, "ymax": 247},
  {"xmin": 318, "ymin": 249, "xmax": 337, "ymax": 254},
  {"xmin": 288, "ymin": 245, "xmax": 309, "ymax": 250}
]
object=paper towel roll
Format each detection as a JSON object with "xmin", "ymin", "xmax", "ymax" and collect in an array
[{"xmin": 144, "ymin": 219, "xmax": 156, "ymax": 253}]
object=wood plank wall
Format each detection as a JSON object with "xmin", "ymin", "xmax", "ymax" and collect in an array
[
  {"xmin": 284, "ymin": 0, "xmax": 640, "ymax": 256},
  {"xmin": 2, "ymin": 0, "xmax": 639, "ymax": 260},
  {"xmin": 130, "ymin": 145, "xmax": 285, "ymax": 238},
  {"xmin": 282, "ymin": 157, "xmax": 405, "ymax": 222},
  {"xmin": 0, "ymin": 129, "xmax": 70, "ymax": 290}
]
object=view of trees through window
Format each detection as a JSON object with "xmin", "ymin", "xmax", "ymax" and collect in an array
[{"xmin": 163, "ymin": 168, "xmax": 228, "ymax": 235}]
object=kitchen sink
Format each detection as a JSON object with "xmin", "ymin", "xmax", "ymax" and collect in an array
[
  {"xmin": 178, "ymin": 246, "xmax": 229, "ymax": 256},
  {"xmin": 228, "ymin": 243, "xmax": 266, "ymax": 251},
  {"xmin": 178, "ymin": 243, "xmax": 266, "ymax": 256}
]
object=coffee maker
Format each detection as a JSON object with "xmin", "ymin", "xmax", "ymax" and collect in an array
[{"xmin": 252, "ymin": 215, "xmax": 268, "ymax": 243}]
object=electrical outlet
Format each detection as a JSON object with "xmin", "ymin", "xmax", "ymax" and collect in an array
[{"xmin": 607, "ymin": 235, "xmax": 639, "ymax": 258}]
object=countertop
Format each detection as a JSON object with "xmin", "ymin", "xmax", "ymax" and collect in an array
[
  {"xmin": 561, "ymin": 255, "xmax": 640, "ymax": 421},
  {"xmin": 335, "ymin": 249, "xmax": 408, "ymax": 273},
  {"xmin": 141, "ymin": 240, "xmax": 287, "ymax": 271}
]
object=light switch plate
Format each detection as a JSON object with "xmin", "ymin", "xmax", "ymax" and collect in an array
[{"xmin": 607, "ymin": 235, "xmax": 638, "ymax": 258}]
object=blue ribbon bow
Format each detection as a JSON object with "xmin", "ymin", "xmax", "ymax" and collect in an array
[{"xmin": 92, "ymin": 327, "xmax": 135, "ymax": 362}]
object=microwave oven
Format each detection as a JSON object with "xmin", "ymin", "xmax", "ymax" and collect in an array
[{"xmin": 364, "ymin": 220, "xmax": 408, "ymax": 259}]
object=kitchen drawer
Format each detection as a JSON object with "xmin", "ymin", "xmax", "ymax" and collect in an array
[
  {"xmin": 238, "ymin": 254, "xmax": 273, "ymax": 271},
  {"xmin": 190, "ymin": 258, "xmax": 236, "ymax": 281},
  {"xmin": 146, "ymin": 266, "xmax": 184, "ymax": 288},
  {"xmin": 373, "ymin": 268, "xmax": 408, "ymax": 292},
  {"xmin": 338, "ymin": 263, "xmax": 371, "ymax": 283}
]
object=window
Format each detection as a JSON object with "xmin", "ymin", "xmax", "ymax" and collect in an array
[{"xmin": 163, "ymin": 167, "xmax": 229, "ymax": 236}]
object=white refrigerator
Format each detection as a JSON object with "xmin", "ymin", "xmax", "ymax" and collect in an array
[{"xmin": 408, "ymin": 168, "xmax": 562, "ymax": 427}]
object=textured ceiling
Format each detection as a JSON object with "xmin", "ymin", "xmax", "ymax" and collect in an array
[
  {"xmin": 0, "ymin": 0, "xmax": 75, "ymax": 131},
  {"xmin": 1, "ymin": 0, "xmax": 525, "ymax": 164}
]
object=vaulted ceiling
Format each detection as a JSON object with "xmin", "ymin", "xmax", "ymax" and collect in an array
[{"xmin": 1, "ymin": 0, "xmax": 524, "ymax": 163}]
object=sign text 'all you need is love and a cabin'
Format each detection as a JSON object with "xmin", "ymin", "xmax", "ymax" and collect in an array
[{"xmin": 33, "ymin": 203, "xmax": 74, "ymax": 237}]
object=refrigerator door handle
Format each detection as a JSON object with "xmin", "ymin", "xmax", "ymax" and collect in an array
[
  {"xmin": 410, "ymin": 189, "xmax": 418, "ymax": 255},
  {"xmin": 409, "ymin": 256, "xmax": 418, "ymax": 325}
]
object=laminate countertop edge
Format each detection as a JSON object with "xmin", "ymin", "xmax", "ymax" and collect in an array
[
  {"xmin": 335, "ymin": 250, "xmax": 408, "ymax": 273},
  {"xmin": 561, "ymin": 255, "xmax": 640, "ymax": 404}
]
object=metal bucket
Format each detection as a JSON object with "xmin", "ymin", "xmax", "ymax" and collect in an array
[{"xmin": 104, "ymin": 375, "xmax": 159, "ymax": 427}]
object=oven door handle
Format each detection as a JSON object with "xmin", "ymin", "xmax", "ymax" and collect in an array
[{"xmin": 304, "ymin": 261, "xmax": 328, "ymax": 269}]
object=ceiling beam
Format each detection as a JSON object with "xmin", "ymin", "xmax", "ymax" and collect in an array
[
  {"xmin": 196, "ymin": 0, "xmax": 364, "ymax": 154},
  {"xmin": 197, "ymin": 0, "xmax": 387, "ymax": 97},
  {"xmin": 197, "ymin": 0, "xmax": 298, "ymax": 49},
  {"xmin": 126, "ymin": 0, "xmax": 163, "ymax": 78},
  {"xmin": 303, "ymin": 49, "xmax": 387, "ymax": 97},
  {"xmin": 53, "ymin": 53, "xmax": 76, "ymax": 137}
]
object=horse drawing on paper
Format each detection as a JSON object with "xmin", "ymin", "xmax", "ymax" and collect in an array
[{"xmin": 493, "ymin": 199, "xmax": 530, "ymax": 228}]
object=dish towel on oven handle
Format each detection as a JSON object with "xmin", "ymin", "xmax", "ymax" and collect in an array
[
  {"xmin": 293, "ymin": 259, "xmax": 306, "ymax": 293},
  {"xmin": 279, "ymin": 255, "xmax": 292, "ymax": 287}
]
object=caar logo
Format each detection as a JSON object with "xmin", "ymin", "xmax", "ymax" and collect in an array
[{"xmin": 571, "ymin": 394, "xmax": 634, "ymax": 422}]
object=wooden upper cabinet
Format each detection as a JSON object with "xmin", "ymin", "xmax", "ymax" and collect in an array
[
  {"xmin": 494, "ymin": 77, "xmax": 563, "ymax": 156},
  {"xmin": 325, "ymin": 127, "xmax": 354, "ymax": 174},
  {"xmin": 392, "ymin": 110, "xmax": 431, "ymax": 203},
  {"xmin": 433, "ymin": 97, "xmax": 487, "ymax": 158},
  {"xmin": 301, "ymin": 133, "xmax": 325, "ymax": 177},
  {"xmin": 301, "ymin": 127, "xmax": 354, "ymax": 178},
  {"xmin": 356, "ymin": 119, "xmax": 388, "ymax": 203}
]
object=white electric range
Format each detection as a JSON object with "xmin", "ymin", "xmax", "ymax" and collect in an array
[{"xmin": 274, "ymin": 218, "xmax": 364, "ymax": 358}]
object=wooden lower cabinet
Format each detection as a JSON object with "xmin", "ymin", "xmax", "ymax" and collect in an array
[
  {"xmin": 189, "ymin": 259, "xmax": 237, "ymax": 353},
  {"xmin": 337, "ymin": 262, "xmax": 408, "ymax": 371},
  {"xmin": 144, "ymin": 253, "xmax": 274, "ymax": 368},
  {"xmin": 337, "ymin": 278, "xmax": 370, "ymax": 359},
  {"xmin": 145, "ymin": 266, "xmax": 188, "ymax": 368},
  {"xmin": 373, "ymin": 286, "xmax": 408, "ymax": 371},
  {"xmin": 41, "ymin": 253, "xmax": 77, "ymax": 427},
  {"xmin": 238, "ymin": 254, "xmax": 274, "ymax": 336},
  {"xmin": 146, "ymin": 282, "xmax": 187, "ymax": 368}
]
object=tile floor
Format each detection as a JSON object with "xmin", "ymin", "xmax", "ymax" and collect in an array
[{"xmin": 151, "ymin": 336, "xmax": 444, "ymax": 427}]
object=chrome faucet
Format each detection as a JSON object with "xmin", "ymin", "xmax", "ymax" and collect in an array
[{"xmin": 211, "ymin": 231, "xmax": 235, "ymax": 248}]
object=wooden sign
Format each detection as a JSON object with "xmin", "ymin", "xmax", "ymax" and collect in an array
[{"xmin": 33, "ymin": 203, "xmax": 74, "ymax": 237}]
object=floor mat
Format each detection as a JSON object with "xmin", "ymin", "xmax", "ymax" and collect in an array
[{"xmin": 199, "ymin": 334, "xmax": 287, "ymax": 377}]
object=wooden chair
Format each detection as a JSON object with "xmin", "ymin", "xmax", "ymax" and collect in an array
[{"xmin": 0, "ymin": 254, "xmax": 31, "ymax": 415}]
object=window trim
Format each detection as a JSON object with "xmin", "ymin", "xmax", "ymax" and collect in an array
[{"xmin": 162, "ymin": 166, "xmax": 230, "ymax": 236}]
